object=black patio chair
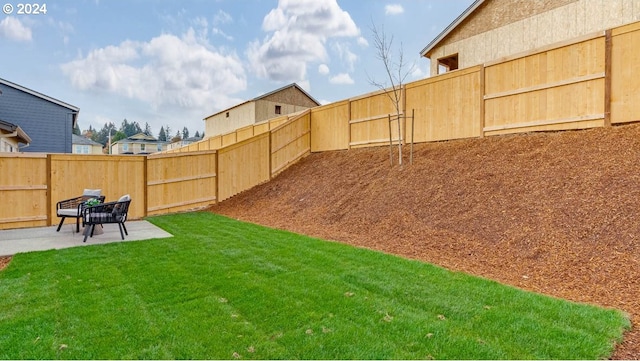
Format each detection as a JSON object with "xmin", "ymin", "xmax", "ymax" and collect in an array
[
  {"xmin": 56, "ymin": 190, "xmax": 105, "ymax": 233},
  {"xmin": 82, "ymin": 195, "xmax": 131, "ymax": 243}
]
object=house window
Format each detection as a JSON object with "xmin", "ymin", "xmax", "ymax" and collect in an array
[
  {"xmin": 123, "ymin": 144, "xmax": 129, "ymax": 152},
  {"xmin": 275, "ymin": 105, "xmax": 282, "ymax": 115},
  {"xmin": 140, "ymin": 143, "xmax": 146, "ymax": 152},
  {"xmin": 226, "ymin": 112, "xmax": 230, "ymax": 118},
  {"xmin": 157, "ymin": 144, "xmax": 162, "ymax": 152},
  {"xmin": 75, "ymin": 145, "xmax": 89, "ymax": 154},
  {"xmin": 437, "ymin": 53, "xmax": 459, "ymax": 74}
]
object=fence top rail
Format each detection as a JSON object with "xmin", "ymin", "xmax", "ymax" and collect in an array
[
  {"xmin": 148, "ymin": 149, "xmax": 217, "ymax": 159},
  {"xmin": 0, "ymin": 152, "xmax": 47, "ymax": 159},
  {"xmin": 271, "ymin": 109, "xmax": 311, "ymax": 133}
]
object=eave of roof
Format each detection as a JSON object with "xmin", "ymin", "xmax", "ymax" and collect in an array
[
  {"xmin": 0, "ymin": 77, "xmax": 80, "ymax": 112},
  {"xmin": 419, "ymin": 0, "xmax": 485, "ymax": 58},
  {"xmin": 0, "ymin": 119, "xmax": 32, "ymax": 144}
]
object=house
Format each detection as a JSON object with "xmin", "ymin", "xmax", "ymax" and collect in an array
[
  {"xmin": 0, "ymin": 78, "xmax": 79, "ymax": 153},
  {"xmin": 421, "ymin": 0, "xmax": 640, "ymax": 76},
  {"xmin": 111, "ymin": 132, "xmax": 167, "ymax": 155},
  {"xmin": 0, "ymin": 119, "xmax": 31, "ymax": 152},
  {"xmin": 166, "ymin": 135, "xmax": 204, "ymax": 151},
  {"xmin": 72, "ymin": 134, "xmax": 103, "ymax": 154},
  {"xmin": 204, "ymin": 83, "xmax": 320, "ymax": 138}
]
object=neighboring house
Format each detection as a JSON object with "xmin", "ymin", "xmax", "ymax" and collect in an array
[
  {"xmin": 204, "ymin": 83, "xmax": 320, "ymax": 138},
  {"xmin": 111, "ymin": 133, "xmax": 168, "ymax": 155},
  {"xmin": 0, "ymin": 119, "xmax": 31, "ymax": 153},
  {"xmin": 421, "ymin": 0, "xmax": 640, "ymax": 76},
  {"xmin": 0, "ymin": 77, "xmax": 79, "ymax": 153},
  {"xmin": 167, "ymin": 136, "xmax": 204, "ymax": 151},
  {"xmin": 72, "ymin": 134, "xmax": 103, "ymax": 154}
]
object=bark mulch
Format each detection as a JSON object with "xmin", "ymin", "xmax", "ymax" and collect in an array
[{"xmin": 210, "ymin": 123, "xmax": 640, "ymax": 359}]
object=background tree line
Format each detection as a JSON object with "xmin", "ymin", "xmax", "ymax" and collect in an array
[{"xmin": 73, "ymin": 119, "xmax": 203, "ymax": 147}]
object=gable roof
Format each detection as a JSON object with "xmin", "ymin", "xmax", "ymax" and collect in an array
[
  {"xmin": 420, "ymin": 0, "xmax": 484, "ymax": 58},
  {"xmin": 0, "ymin": 119, "xmax": 31, "ymax": 144},
  {"xmin": 72, "ymin": 134, "xmax": 102, "ymax": 146},
  {"xmin": 113, "ymin": 132, "xmax": 166, "ymax": 145},
  {"xmin": 204, "ymin": 83, "xmax": 320, "ymax": 119},
  {"xmin": 0, "ymin": 77, "xmax": 80, "ymax": 128}
]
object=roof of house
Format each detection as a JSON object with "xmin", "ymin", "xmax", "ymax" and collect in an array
[
  {"xmin": 0, "ymin": 78, "xmax": 80, "ymax": 112},
  {"xmin": 419, "ymin": 0, "xmax": 485, "ymax": 58},
  {"xmin": 0, "ymin": 77, "xmax": 80, "ymax": 128},
  {"xmin": 0, "ymin": 119, "xmax": 32, "ymax": 144},
  {"xmin": 204, "ymin": 83, "xmax": 320, "ymax": 119},
  {"xmin": 113, "ymin": 132, "xmax": 167, "ymax": 144},
  {"xmin": 72, "ymin": 134, "xmax": 102, "ymax": 146}
]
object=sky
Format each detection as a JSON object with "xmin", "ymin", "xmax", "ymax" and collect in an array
[{"xmin": 0, "ymin": 0, "xmax": 474, "ymax": 138}]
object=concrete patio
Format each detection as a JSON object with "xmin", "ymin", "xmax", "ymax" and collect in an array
[{"xmin": 0, "ymin": 221, "xmax": 173, "ymax": 256}]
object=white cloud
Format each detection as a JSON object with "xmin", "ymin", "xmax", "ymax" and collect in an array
[
  {"xmin": 385, "ymin": 4, "xmax": 404, "ymax": 15},
  {"xmin": 248, "ymin": 0, "xmax": 360, "ymax": 83},
  {"xmin": 0, "ymin": 17, "xmax": 32, "ymax": 42},
  {"xmin": 329, "ymin": 73, "xmax": 354, "ymax": 85},
  {"xmin": 332, "ymin": 42, "xmax": 358, "ymax": 71},
  {"xmin": 318, "ymin": 64, "xmax": 330, "ymax": 75},
  {"xmin": 212, "ymin": 9, "xmax": 234, "ymax": 41},
  {"xmin": 61, "ymin": 28, "xmax": 246, "ymax": 112}
]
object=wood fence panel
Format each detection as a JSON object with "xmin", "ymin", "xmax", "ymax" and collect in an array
[
  {"xmin": 269, "ymin": 115, "xmax": 290, "ymax": 129},
  {"xmin": 271, "ymin": 111, "xmax": 311, "ymax": 176},
  {"xmin": 349, "ymin": 90, "xmax": 399, "ymax": 148},
  {"xmin": 406, "ymin": 66, "xmax": 483, "ymax": 142},
  {"xmin": 217, "ymin": 133, "xmax": 270, "ymax": 202},
  {"xmin": 49, "ymin": 154, "xmax": 146, "ymax": 223},
  {"xmin": 484, "ymin": 35, "xmax": 606, "ymax": 135},
  {"xmin": 254, "ymin": 121, "xmax": 270, "ymax": 135},
  {"xmin": 310, "ymin": 101, "xmax": 350, "ymax": 152},
  {"xmin": 0, "ymin": 154, "xmax": 48, "ymax": 229},
  {"xmin": 221, "ymin": 133, "xmax": 237, "ymax": 147},
  {"xmin": 147, "ymin": 151, "xmax": 217, "ymax": 215},
  {"xmin": 611, "ymin": 22, "xmax": 640, "ymax": 124},
  {"xmin": 236, "ymin": 125, "xmax": 255, "ymax": 142}
]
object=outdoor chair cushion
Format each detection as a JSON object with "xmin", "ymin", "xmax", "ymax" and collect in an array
[{"xmin": 83, "ymin": 189, "xmax": 102, "ymax": 197}]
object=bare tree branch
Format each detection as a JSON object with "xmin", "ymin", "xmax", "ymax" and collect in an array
[{"xmin": 367, "ymin": 21, "xmax": 416, "ymax": 165}]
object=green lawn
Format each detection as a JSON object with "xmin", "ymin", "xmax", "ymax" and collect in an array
[{"xmin": 0, "ymin": 212, "xmax": 630, "ymax": 359}]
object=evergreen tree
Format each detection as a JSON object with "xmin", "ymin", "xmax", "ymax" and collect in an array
[
  {"xmin": 158, "ymin": 126, "xmax": 167, "ymax": 142},
  {"xmin": 73, "ymin": 122, "xmax": 81, "ymax": 135},
  {"xmin": 171, "ymin": 131, "xmax": 182, "ymax": 142},
  {"xmin": 194, "ymin": 131, "xmax": 200, "ymax": 139},
  {"xmin": 144, "ymin": 122, "xmax": 152, "ymax": 136},
  {"xmin": 182, "ymin": 127, "xmax": 189, "ymax": 139}
]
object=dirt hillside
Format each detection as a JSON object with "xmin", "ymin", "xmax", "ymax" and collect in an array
[{"xmin": 211, "ymin": 123, "xmax": 640, "ymax": 359}]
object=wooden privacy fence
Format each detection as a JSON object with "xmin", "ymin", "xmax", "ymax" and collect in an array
[
  {"xmin": 0, "ymin": 111, "xmax": 312, "ymax": 230},
  {"xmin": 2, "ymin": 21, "xmax": 639, "ymax": 230},
  {"xmin": 309, "ymin": 21, "xmax": 640, "ymax": 152}
]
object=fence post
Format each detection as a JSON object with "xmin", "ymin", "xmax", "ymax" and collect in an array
[
  {"xmin": 46, "ymin": 153, "xmax": 52, "ymax": 226},
  {"xmin": 604, "ymin": 29, "xmax": 612, "ymax": 127},
  {"xmin": 143, "ymin": 155, "xmax": 148, "ymax": 217}
]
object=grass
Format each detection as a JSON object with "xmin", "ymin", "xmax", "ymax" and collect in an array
[{"xmin": 0, "ymin": 212, "xmax": 630, "ymax": 359}]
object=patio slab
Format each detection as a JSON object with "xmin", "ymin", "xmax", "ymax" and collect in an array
[{"xmin": 0, "ymin": 221, "xmax": 173, "ymax": 256}]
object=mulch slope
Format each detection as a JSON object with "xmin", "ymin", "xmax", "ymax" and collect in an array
[{"xmin": 211, "ymin": 123, "xmax": 640, "ymax": 359}]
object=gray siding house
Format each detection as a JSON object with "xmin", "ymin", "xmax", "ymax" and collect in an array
[{"xmin": 0, "ymin": 78, "xmax": 79, "ymax": 153}]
